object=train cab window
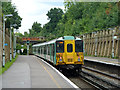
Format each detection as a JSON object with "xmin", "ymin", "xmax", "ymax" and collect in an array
[
  {"xmin": 56, "ymin": 41, "xmax": 64, "ymax": 53},
  {"xmin": 67, "ymin": 44, "xmax": 73, "ymax": 52},
  {"xmin": 75, "ymin": 40, "xmax": 83, "ymax": 52}
]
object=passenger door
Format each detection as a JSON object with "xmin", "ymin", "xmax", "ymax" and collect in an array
[{"xmin": 64, "ymin": 40, "xmax": 75, "ymax": 64}]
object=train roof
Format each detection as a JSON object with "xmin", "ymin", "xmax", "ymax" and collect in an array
[{"xmin": 32, "ymin": 36, "xmax": 82, "ymax": 47}]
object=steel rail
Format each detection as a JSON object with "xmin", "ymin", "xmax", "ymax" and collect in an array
[{"xmin": 81, "ymin": 68, "xmax": 120, "ymax": 89}]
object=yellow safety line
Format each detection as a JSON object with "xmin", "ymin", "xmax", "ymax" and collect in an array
[{"xmin": 37, "ymin": 58, "xmax": 61, "ymax": 88}]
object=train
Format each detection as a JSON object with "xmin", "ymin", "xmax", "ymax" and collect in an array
[{"xmin": 32, "ymin": 36, "xmax": 84, "ymax": 72}]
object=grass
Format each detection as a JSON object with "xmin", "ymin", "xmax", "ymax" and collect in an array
[{"xmin": 0, "ymin": 55, "xmax": 18, "ymax": 75}]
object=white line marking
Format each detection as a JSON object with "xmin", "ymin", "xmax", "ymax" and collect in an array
[
  {"xmin": 85, "ymin": 59, "xmax": 120, "ymax": 67},
  {"xmin": 36, "ymin": 56, "xmax": 80, "ymax": 89}
]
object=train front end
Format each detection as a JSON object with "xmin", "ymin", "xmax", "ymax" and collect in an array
[{"xmin": 56, "ymin": 36, "xmax": 84, "ymax": 71}]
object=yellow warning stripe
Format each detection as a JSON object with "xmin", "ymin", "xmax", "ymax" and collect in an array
[{"xmin": 37, "ymin": 59, "xmax": 61, "ymax": 88}]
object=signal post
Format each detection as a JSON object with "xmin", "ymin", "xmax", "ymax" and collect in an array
[{"xmin": 27, "ymin": 40, "xmax": 29, "ymax": 55}]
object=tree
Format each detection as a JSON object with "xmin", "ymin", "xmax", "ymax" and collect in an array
[
  {"xmin": 24, "ymin": 32, "xmax": 29, "ymax": 37},
  {"xmin": 56, "ymin": 2, "xmax": 118, "ymax": 35},
  {"xmin": 46, "ymin": 8, "xmax": 63, "ymax": 23},
  {"xmin": 29, "ymin": 29, "xmax": 34, "ymax": 37},
  {"xmin": 32, "ymin": 22, "xmax": 42, "ymax": 33},
  {"xmin": 15, "ymin": 32, "xmax": 23, "ymax": 37},
  {"xmin": 41, "ymin": 8, "xmax": 63, "ymax": 38},
  {"xmin": 28, "ymin": 22, "xmax": 42, "ymax": 37},
  {"xmin": 2, "ymin": 2, "xmax": 22, "ymax": 29}
]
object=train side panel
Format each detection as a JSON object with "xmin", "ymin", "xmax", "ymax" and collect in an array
[{"xmin": 32, "ymin": 36, "xmax": 84, "ymax": 71}]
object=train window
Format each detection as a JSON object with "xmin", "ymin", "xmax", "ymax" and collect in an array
[
  {"xmin": 34, "ymin": 48, "xmax": 36, "ymax": 53},
  {"xmin": 67, "ymin": 44, "xmax": 73, "ymax": 52},
  {"xmin": 75, "ymin": 40, "xmax": 83, "ymax": 52},
  {"xmin": 44, "ymin": 46, "xmax": 47, "ymax": 54},
  {"xmin": 38, "ymin": 48, "xmax": 40, "ymax": 54},
  {"xmin": 56, "ymin": 41, "xmax": 64, "ymax": 53}
]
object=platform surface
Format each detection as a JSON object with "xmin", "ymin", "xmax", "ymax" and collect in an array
[
  {"xmin": 84, "ymin": 56, "xmax": 120, "ymax": 66},
  {"xmin": 0, "ymin": 55, "xmax": 76, "ymax": 88}
]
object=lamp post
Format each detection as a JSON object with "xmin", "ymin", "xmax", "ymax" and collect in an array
[
  {"xmin": 13, "ymin": 33, "xmax": 16, "ymax": 58},
  {"xmin": 2, "ymin": 14, "xmax": 13, "ymax": 67},
  {"xmin": 10, "ymin": 26, "xmax": 12, "ymax": 62},
  {"xmin": 10, "ymin": 24, "xmax": 17, "ymax": 61},
  {"xmin": 11, "ymin": 24, "xmax": 17, "ymax": 59},
  {"xmin": 27, "ymin": 40, "xmax": 29, "ymax": 55}
]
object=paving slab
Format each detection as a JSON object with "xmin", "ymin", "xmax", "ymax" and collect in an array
[{"xmin": 2, "ymin": 62, "xmax": 31, "ymax": 88}]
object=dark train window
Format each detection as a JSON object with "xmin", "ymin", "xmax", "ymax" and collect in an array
[
  {"xmin": 56, "ymin": 41, "xmax": 64, "ymax": 53},
  {"xmin": 75, "ymin": 40, "xmax": 83, "ymax": 52},
  {"xmin": 38, "ymin": 48, "xmax": 40, "ymax": 54},
  {"xmin": 67, "ymin": 44, "xmax": 73, "ymax": 52},
  {"xmin": 44, "ymin": 46, "xmax": 47, "ymax": 54}
]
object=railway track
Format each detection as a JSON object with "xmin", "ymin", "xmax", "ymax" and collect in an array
[
  {"xmin": 60, "ymin": 66, "xmax": 120, "ymax": 90},
  {"xmin": 81, "ymin": 66, "xmax": 120, "ymax": 89},
  {"xmin": 61, "ymin": 69, "xmax": 99, "ymax": 89}
]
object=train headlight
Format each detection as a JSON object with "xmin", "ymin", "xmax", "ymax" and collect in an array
[{"xmin": 59, "ymin": 57, "xmax": 62, "ymax": 61}]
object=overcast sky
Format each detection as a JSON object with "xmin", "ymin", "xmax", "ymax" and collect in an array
[{"xmin": 11, "ymin": 0, "xmax": 65, "ymax": 34}]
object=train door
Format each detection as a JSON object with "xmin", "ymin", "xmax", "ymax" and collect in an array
[{"xmin": 64, "ymin": 40, "xmax": 75, "ymax": 64}]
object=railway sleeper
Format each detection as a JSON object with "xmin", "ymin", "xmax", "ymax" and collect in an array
[{"xmin": 81, "ymin": 71, "xmax": 120, "ymax": 89}]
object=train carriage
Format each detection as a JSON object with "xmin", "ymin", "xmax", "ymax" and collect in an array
[{"xmin": 32, "ymin": 36, "xmax": 84, "ymax": 72}]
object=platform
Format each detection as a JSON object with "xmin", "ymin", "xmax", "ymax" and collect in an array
[
  {"xmin": 84, "ymin": 56, "xmax": 120, "ymax": 66},
  {"xmin": 0, "ymin": 55, "xmax": 78, "ymax": 89}
]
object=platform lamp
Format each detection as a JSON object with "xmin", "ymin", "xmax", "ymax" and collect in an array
[
  {"xmin": 11, "ymin": 24, "xmax": 17, "ymax": 59},
  {"xmin": 2, "ymin": 14, "xmax": 13, "ymax": 67},
  {"xmin": 10, "ymin": 24, "xmax": 17, "ymax": 61}
]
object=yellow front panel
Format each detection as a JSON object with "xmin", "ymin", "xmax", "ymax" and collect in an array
[
  {"xmin": 56, "ymin": 40, "xmax": 84, "ymax": 65},
  {"xmin": 64, "ymin": 40, "xmax": 75, "ymax": 64}
]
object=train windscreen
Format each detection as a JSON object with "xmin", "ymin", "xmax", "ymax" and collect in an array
[
  {"xmin": 67, "ymin": 44, "xmax": 73, "ymax": 52},
  {"xmin": 75, "ymin": 40, "xmax": 83, "ymax": 52},
  {"xmin": 56, "ymin": 41, "xmax": 64, "ymax": 53}
]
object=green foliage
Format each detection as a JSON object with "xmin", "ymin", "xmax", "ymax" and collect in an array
[
  {"xmin": 23, "ymin": 2, "xmax": 118, "ymax": 41},
  {"xmin": 47, "ymin": 8, "xmax": 63, "ymax": 23},
  {"xmin": 31, "ymin": 22, "xmax": 42, "ymax": 33},
  {"xmin": 15, "ymin": 33, "xmax": 23, "ymax": 37},
  {"xmin": 56, "ymin": 2, "xmax": 118, "ymax": 36},
  {"xmin": 29, "ymin": 22, "xmax": 42, "ymax": 37},
  {"xmin": 24, "ymin": 32, "xmax": 29, "ymax": 37},
  {"xmin": 16, "ymin": 44, "xmax": 22, "ymax": 50},
  {"xmin": 42, "ymin": 8, "xmax": 63, "ymax": 38},
  {"xmin": 2, "ymin": 2, "xmax": 22, "ymax": 29},
  {"xmin": 25, "ymin": 8, "xmax": 64, "ymax": 39},
  {"xmin": 16, "ymin": 44, "xmax": 27, "ymax": 55},
  {"xmin": 16, "ymin": 37, "xmax": 23, "ymax": 44},
  {"xmin": 16, "ymin": 44, "xmax": 27, "ymax": 50}
]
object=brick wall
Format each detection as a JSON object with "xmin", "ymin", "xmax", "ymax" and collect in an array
[
  {"xmin": 5, "ymin": 29, "xmax": 10, "ymax": 62},
  {"xmin": 0, "ymin": 28, "xmax": 14, "ymax": 66}
]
